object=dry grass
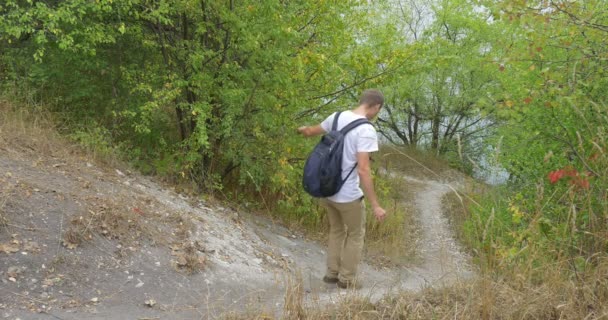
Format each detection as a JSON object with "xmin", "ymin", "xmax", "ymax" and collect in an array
[
  {"xmin": 0, "ymin": 188, "xmax": 8, "ymax": 227},
  {"xmin": 266, "ymin": 257, "xmax": 608, "ymax": 319},
  {"xmin": 381, "ymin": 261, "xmax": 607, "ymax": 319},
  {"xmin": 0, "ymin": 175, "xmax": 12, "ymax": 228},
  {"xmin": 0, "ymin": 98, "xmax": 73, "ymax": 158},
  {"xmin": 283, "ymin": 272, "xmax": 306, "ymax": 320}
]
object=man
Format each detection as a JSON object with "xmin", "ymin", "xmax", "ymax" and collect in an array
[{"xmin": 297, "ymin": 89, "xmax": 387, "ymax": 289}]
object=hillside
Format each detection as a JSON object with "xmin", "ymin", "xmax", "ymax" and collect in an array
[{"xmin": 0, "ymin": 108, "xmax": 472, "ymax": 319}]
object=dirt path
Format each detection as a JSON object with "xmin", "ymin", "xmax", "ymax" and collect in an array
[
  {"xmin": 1, "ymin": 149, "xmax": 473, "ymax": 319},
  {"xmin": 398, "ymin": 175, "xmax": 473, "ymax": 288}
]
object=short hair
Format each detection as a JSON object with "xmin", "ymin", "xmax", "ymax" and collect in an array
[{"xmin": 359, "ymin": 89, "xmax": 384, "ymax": 108}]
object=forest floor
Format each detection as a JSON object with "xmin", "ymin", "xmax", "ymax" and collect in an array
[{"xmin": 0, "ymin": 133, "xmax": 473, "ymax": 319}]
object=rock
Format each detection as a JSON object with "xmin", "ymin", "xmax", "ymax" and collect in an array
[{"xmin": 144, "ymin": 299, "xmax": 156, "ymax": 307}]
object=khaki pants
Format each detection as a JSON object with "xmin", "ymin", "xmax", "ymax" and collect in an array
[{"xmin": 320, "ymin": 198, "xmax": 366, "ymax": 283}]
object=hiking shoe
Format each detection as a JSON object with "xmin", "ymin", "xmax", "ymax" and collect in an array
[
  {"xmin": 322, "ymin": 276, "xmax": 339, "ymax": 284},
  {"xmin": 337, "ymin": 280, "xmax": 362, "ymax": 289}
]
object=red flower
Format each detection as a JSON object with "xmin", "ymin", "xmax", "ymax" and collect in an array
[
  {"xmin": 548, "ymin": 167, "xmax": 591, "ymax": 190},
  {"xmin": 548, "ymin": 170, "xmax": 565, "ymax": 184}
]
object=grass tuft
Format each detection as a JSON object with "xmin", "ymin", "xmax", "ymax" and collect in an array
[{"xmin": 283, "ymin": 272, "xmax": 306, "ymax": 320}]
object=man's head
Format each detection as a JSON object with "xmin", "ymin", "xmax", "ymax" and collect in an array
[{"xmin": 358, "ymin": 89, "xmax": 384, "ymax": 120}]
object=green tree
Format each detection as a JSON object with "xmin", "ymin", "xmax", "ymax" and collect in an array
[
  {"xmin": 379, "ymin": 0, "xmax": 502, "ymax": 171},
  {"xmin": 1, "ymin": 0, "xmax": 401, "ymax": 223}
]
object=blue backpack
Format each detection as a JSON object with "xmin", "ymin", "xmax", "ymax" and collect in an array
[{"xmin": 302, "ymin": 112, "xmax": 371, "ymax": 197}]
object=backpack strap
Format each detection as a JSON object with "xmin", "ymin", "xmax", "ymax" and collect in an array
[
  {"xmin": 340, "ymin": 118, "xmax": 371, "ymax": 135},
  {"xmin": 331, "ymin": 111, "xmax": 342, "ymax": 131},
  {"xmin": 339, "ymin": 118, "xmax": 373, "ymax": 184}
]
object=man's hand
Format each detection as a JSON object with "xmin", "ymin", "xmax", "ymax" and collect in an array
[
  {"xmin": 297, "ymin": 125, "xmax": 326, "ymax": 137},
  {"xmin": 373, "ymin": 205, "xmax": 386, "ymax": 222}
]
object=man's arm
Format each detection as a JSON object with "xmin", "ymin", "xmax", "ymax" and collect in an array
[
  {"xmin": 357, "ymin": 151, "xmax": 386, "ymax": 222},
  {"xmin": 297, "ymin": 125, "xmax": 326, "ymax": 137}
]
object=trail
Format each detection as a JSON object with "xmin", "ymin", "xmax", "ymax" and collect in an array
[
  {"xmin": 397, "ymin": 175, "xmax": 473, "ymax": 289},
  {"xmin": 1, "ymin": 148, "xmax": 473, "ymax": 319}
]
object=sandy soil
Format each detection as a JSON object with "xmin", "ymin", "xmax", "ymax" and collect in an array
[{"xmin": 0, "ymin": 147, "xmax": 473, "ymax": 319}]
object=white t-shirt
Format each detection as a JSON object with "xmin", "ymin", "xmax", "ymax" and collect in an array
[{"xmin": 320, "ymin": 111, "xmax": 379, "ymax": 203}]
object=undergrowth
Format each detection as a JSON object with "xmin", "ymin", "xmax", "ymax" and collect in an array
[{"xmin": 0, "ymin": 97, "xmax": 70, "ymax": 158}]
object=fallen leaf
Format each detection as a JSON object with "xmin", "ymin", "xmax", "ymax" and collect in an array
[{"xmin": 0, "ymin": 243, "xmax": 20, "ymax": 254}]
